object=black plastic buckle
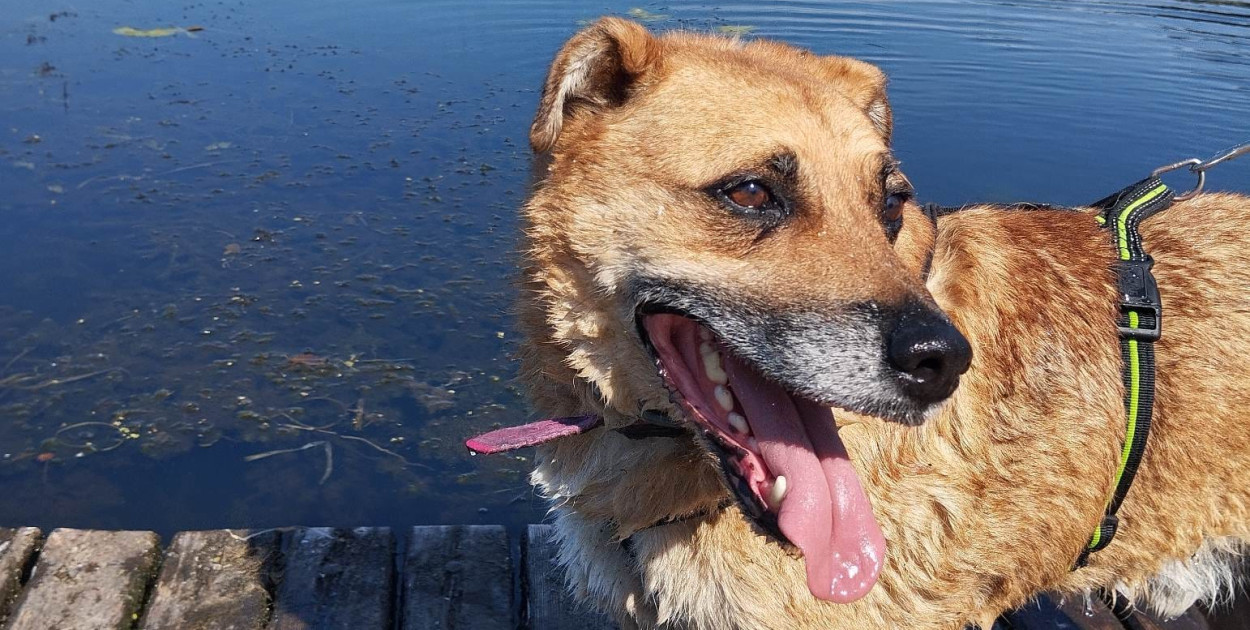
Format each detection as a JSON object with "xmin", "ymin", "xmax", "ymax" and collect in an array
[{"xmin": 1117, "ymin": 257, "xmax": 1161, "ymax": 342}]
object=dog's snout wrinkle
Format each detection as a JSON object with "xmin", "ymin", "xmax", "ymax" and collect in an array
[{"xmin": 886, "ymin": 307, "xmax": 972, "ymax": 405}]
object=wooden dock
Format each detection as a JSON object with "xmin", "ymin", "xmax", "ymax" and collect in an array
[
  {"xmin": 0, "ymin": 525, "xmax": 1246, "ymax": 629},
  {"xmin": 0, "ymin": 524, "xmax": 612, "ymax": 630}
]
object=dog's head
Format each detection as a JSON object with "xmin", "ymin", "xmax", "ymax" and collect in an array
[{"xmin": 522, "ymin": 19, "xmax": 972, "ymax": 603}]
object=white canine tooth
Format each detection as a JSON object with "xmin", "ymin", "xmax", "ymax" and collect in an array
[
  {"xmin": 698, "ymin": 327, "xmax": 713, "ymax": 342},
  {"xmin": 714, "ymin": 385, "xmax": 734, "ymax": 411},
  {"xmin": 727, "ymin": 412, "xmax": 750, "ymax": 435},
  {"xmin": 701, "ymin": 345, "xmax": 728, "ymax": 384},
  {"xmin": 768, "ymin": 475, "xmax": 788, "ymax": 508}
]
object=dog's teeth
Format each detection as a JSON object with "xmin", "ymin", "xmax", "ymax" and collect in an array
[
  {"xmin": 727, "ymin": 412, "xmax": 750, "ymax": 435},
  {"xmin": 698, "ymin": 327, "xmax": 713, "ymax": 342},
  {"xmin": 714, "ymin": 385, "xmax": 735, "ymax": 411},
  {"xmin": 701, "ymin": 344, "xmax": 728, "ymax": 384},
  {"xmin": 768, "ymin": 475, "xmax": 788, "ymax": 509}
]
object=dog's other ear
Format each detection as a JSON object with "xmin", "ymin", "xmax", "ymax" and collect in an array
[
  {"xmin": 530, "ymin": 18, "xmax": 658, "ymax": 153},
  {"xmin": 822, "ymin": 57, "xmax": 892, "ymax": 143}
]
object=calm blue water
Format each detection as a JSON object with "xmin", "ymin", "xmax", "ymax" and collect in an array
[{"xmin": 1, "ymin": 0, "xmax": 1248, "ymax": 536}]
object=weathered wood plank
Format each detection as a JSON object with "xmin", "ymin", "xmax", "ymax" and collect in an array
[
  {"xmin": 5, "ymin": 528, "xmax": 160, "ymax": 630},
  {"xmin": 524, "ymin": 524, "xmax": 618, "ymax": 630},
  {"xmin": 140, "ymin": 529, "xmax": 280, "ymax": 630},
  {"xmin": 267, "ymin": 527, "xmax": 394, "ymax": 630},
  {"xmin": 0, "ymin": 528, "xmax": 41, "ymax": 624},
  {"xmin": 403, "ymin": 525, "xmax": 511, "ymax": 630}
]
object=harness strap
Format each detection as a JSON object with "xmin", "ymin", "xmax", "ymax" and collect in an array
[{"xmin": 1074, "ymin": 177, "xmax": 1172, "ymax": 568}]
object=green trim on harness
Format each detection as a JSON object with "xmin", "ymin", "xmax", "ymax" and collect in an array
[
  {"xmin": 1075, "ymin": 177, "xmax": 1172, "ymax": 568},
  {"xmin": 1116, "ymin": 184, "xmax": 1168, "ymax": 260}
]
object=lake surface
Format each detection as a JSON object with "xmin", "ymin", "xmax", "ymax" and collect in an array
[{"xmin": 1, "ymin": 0, "xmax": 1248, "ymax": 536}]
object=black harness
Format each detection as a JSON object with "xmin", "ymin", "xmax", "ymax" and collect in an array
[{"xmin": 1078, "ymin": 176, "xmax": 1171, "ymax": 566}]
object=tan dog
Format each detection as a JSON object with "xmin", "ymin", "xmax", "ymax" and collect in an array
[{"xmin": 514, "ymin": 17, "xmax": 1250, "ymax": 630}]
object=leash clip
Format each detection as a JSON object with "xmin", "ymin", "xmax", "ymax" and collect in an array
[
  {"xmin": 1117, "ymin": 257, "xmax": 1161, "ymax": 342},
  {"xmin": 1151, "ymin": 141, "xmax": 1250, "ymax": 201},
  {"xmin": 1151, "ymin": 158, "xmax": 1204, "ymax": 202}
]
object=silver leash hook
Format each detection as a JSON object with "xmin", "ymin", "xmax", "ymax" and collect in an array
[
  {"xmin": 1152, "ymin": 141, "xmax": 1250, "ymax": 202},
  {"xmin": 1151, "ymin": 158, "xmax": 1204, "ymax": 201}
]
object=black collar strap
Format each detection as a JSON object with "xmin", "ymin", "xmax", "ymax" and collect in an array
[
  {"xmin": 620, "ymin": 498, "xmax": 734, "ymax": 558},
  {"xmin": 1073, "ymin": 176, "xmax": 1173, "ymax": 568},
  {"xmin": 615, "ymin": 410, "xmax": 688, "ymax": 440}
]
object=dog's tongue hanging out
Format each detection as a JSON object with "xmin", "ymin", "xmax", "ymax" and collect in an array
[
  {"xmin": 643, "ymin": 314, "xmax": 886, "ymax": 603},
  {"xmin": 724, "ymin": 354, "xmax": 886, "ymax": 602}
]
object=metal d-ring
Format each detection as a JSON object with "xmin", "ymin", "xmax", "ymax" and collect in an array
[
  {"xmin": 1151, "ymin": 158, "xmax": 1204, "ymax": 201},
  {"xmin": 1152, "ymin": 142, "xmax": 1250, "ymax": 202}
]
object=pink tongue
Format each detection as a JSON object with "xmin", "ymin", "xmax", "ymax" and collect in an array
[{"xmin": 724, "ymin": 355, "xmax": 886, "ymax": 603}]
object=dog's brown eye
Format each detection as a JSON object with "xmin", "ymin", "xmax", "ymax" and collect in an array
[
  {"xmin": 726, "ymin": 180, "xmax": 773, "ymax": 209},
  {"xmin": 710, "ymin": 176, "xmax": 790, "ymax": 231},
  {"xmin": 883, "ymin": 193, "xmax": 906, "ymax": 223}
]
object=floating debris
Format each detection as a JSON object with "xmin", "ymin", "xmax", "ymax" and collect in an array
[
  {"xmin": 112, "ymin": 25, "xmax": 204, "ymax": 38},
  {"xmin": 244, "ymin": 440, "xmax": 333, "ymax": 485},
  {"xmin": 627, "ymin": 8, "xmax": 668, "ymax": 22},
  {"xmin": 112, "ymin": 26, "xmax": 183, "ymax": 38},
  {"xmin": 717, "ymin": 25, "xmax": 756, "ymax": 35}
]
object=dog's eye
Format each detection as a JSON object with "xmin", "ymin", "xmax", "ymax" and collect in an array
[
  {"xmin": 881, "ymin": 191, "xmax": 909, "ymax": 241},
  {"xmin": 883, "ymin": 193, "xmax": 906, "ymax": 223},
  {"xmin": 725, "ymin": 180, "xmax": 773, "ymax": 210},
  {"xmin": 710, "ymin": 177, "xmax": 791, "ymax": 231}
]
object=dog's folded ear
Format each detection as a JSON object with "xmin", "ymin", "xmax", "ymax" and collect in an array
[
  {"xmin": 530, "ymin": 18, "xmax": 658, "ymax": 153},
  {"xmin": 821, "ymin": 57, "xmax": 893, "ymax": 142}
]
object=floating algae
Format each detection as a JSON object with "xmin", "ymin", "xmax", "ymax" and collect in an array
[
  {"xmin": 626, "ymin": 8, "xmax": 668, "ymax": 22},
  {"xmin": 112, "ymin": 26, "xmax": 203, "ymax": 38}
]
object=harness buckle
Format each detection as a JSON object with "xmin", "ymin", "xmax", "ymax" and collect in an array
[{"xmin": 1117, "ymin": 257, "xmax": 1161, "ymax": 341}]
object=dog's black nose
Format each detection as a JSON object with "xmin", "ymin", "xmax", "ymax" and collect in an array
[{"xmin": 886, "ymin": 307, "xmax": 973, "ymax": 405}]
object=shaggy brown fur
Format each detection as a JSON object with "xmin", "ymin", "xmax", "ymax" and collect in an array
[{"xmin": 515, "ymin": 18, "xmax": 1250, "ymax": 629}]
